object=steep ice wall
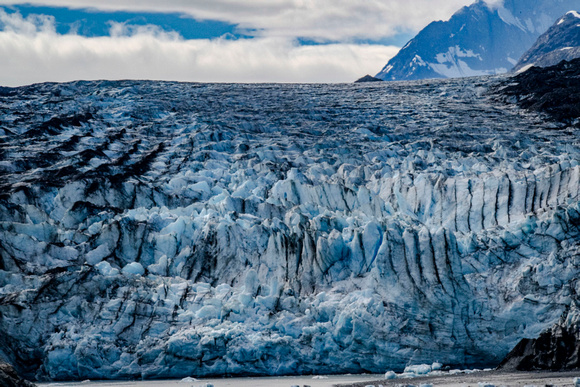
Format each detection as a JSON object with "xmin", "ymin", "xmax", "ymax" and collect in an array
[{"xmin": 1, "ymin": 78, "xmax": 580, "ymax": 380}]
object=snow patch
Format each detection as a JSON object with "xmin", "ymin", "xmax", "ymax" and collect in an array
[
  {"xmin": 411, "ymin": 55, "xmax": 427, "ymax": 67},
  {"xmin": 497, "ymin": 7, "xmax": 527, "ymax": 31},
  {"xmin": 515, "ymin": 64, "xmax": 534, "ymax": 73},
  {"xmin": 429, "ymin": 60, "xmax": 503, "ymax": 78},
  {"xmin": 436, "ymin": 46, "xmax": 482, "ymax": 63},
  {"xmin": 429, "ymin": 46, "xmax": 504, "ymax": 78}
]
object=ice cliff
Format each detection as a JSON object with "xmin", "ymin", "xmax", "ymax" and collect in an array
[{"xmin": 1, "ymin": 77, "xmax": 580, "ymax": 380}]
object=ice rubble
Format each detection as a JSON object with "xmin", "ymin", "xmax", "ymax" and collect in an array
[
  {"xmin": 1, "ymin": 78, "xmax": 580, "ymax": 380},
  {"xmin": 383, "ymin": 362, "xmax": 489, "ymax": 380}
]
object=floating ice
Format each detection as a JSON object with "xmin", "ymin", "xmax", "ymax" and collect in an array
[
  {"xmin": 180, "ymin": 377, "xmax": 199, "ymax": 383},
  {"xmin": 404, "ymin": 365, "xmax": 432, "ymax": 375}
]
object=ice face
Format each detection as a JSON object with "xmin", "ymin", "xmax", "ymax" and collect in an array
[{"xmin": 1, "ymin": 78, "xmax": 580, "ymax": 380}]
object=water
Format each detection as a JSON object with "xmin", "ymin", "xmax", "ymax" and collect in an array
[{"xmin": 38, "ymin": 374, "xmax": 385, "ymax": 387}]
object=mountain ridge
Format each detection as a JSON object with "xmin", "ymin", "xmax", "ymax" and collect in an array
[
  {"xmin": 514, "ymin": 11, "xmax": 580, "ymax": 72},
  {"xmin": 376, "ymin": 0, "xmax": 579, "ymax": 81}
]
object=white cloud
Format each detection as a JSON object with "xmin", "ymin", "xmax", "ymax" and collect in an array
[
  {"xmin": 483, "ymin": 0, "xmax": 504, "ymax": 9},
  {"xmin": 0, "ymin": 0, "xmax": 475, "ymax": 41},
  {"xmin": 0, "ymin": 10, "xmax": 399, "ymax": 86}
]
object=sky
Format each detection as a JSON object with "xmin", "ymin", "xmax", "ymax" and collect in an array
[{"xmin": 0, "ymin": 0, "xmax": 482, "ymax": 85}]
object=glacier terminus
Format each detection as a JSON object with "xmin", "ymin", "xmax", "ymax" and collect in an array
[{"xmin": 1, "ymin": 75, "xmax": 580, "ymax": 381}]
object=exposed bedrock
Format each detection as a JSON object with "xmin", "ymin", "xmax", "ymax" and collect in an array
[
  {"xmin": 493, "ymin": 57, "xmax": 580, "ymax": 125},
  {"xmin": 499, "ymin": 306, "xmax": 580, "ymax": 371},
  {"xmin": 1, "ymin": 78, "xmax": 580, "ymax": 380},
  {"xmin": 0, "ymin": 360, "xmax": 36, "ymax": 387}
]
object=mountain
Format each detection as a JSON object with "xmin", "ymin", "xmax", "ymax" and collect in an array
[
  {"xmin": 2, "ymin": 76, "xmax": 580, "ymax": 381},
  {"xmin": 354, "ymin": 74, "xmax": 383, "ymax": 83},
  {"xmin": 376, "ymin": 0, "xmax": 579, "ymax": 81},
  {"xmin": 514, "ymin": 11, "xmax": 580, "ymax": 72}
]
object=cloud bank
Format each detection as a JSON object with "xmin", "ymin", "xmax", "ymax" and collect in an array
[
  {"xmin": 0, "ymin": 10, "xmax": 399, "ymax": 86},
  {"xmin": 0, "ymin": 0, "xmax": 476, "ymax": 41}
]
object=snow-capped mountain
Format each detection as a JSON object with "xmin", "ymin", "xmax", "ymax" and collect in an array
[
  {"xmin": 376, "ymin": 0, "xmax": 579, "ymax": 81},
  {"xmin": 2, "ymin": 76, "xmax": 580, "ymax": 381},
  {"xmin": 514, "ymin": 11, "xmax": 580, "ymax": 73}
]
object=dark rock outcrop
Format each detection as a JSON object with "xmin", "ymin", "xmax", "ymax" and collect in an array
[
  {"xmin": 376, "ymin": 0, "xmax": 578, "ymax": 81},
  {"xmin": 354, "ymin": 75, "xmax": 383, "ymax": 83},
  {"xmin": 514, "ymin": 11, "xmax": 580, "ymax": 72},
  {"xmin": 492, "ymin": 57, "xmax": 580, "ymax": 125},
  {"xmin": 498, "ymin": 312, "xmax": 580, "ymax": 371},
  {"xmin": 0, "ymin": 361, "xmax": 36, "ymax": 387}
]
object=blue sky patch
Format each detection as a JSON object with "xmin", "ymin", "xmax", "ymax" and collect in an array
[
  {"xmin": 0, "ymin": 4, "xmax": 411, "ymax": 46},
  {"xmin": 2, "ymin": 4, "xmax": 245, "ymax": 39}
]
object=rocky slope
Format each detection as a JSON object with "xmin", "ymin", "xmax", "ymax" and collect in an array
[
  {"xmin": 0, "ymin": 361, "xmax": 36, "ymax": 387},
  {"xmin": 492, "ymin": 57, "xmax": 580, "ymax": 125},
  {"xmin": 493, "ymin": 59, "xmax": 580, "ymax": 371},
  {"xmin": 376, "ymin": 0, "xmax": 578, "ymax": 81},
  {"xmin": 2, "ymin": 77, "xmax": 580, "ymax": 381},
  {"xmin": 498, "ymin": 306, "xmax": 580, "ymax": 371},
  {"xmin": 513, "ymin": 11, "xmax": 580, "ymax": 73}
]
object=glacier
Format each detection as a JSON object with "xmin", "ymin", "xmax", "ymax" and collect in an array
[{"xmin": 1, "ymin": 77, "xmax": 580, "ymax": 381}]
